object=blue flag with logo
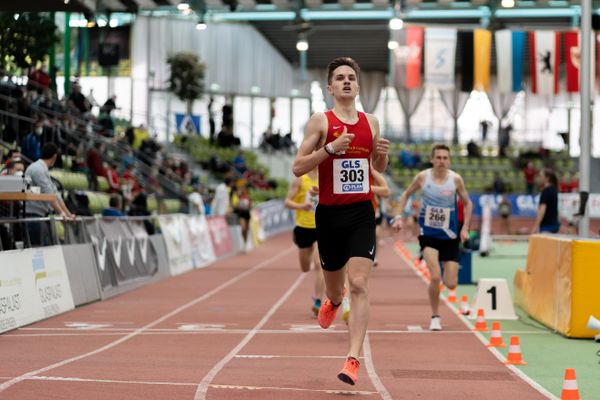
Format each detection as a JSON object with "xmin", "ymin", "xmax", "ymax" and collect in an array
[{"xmin": 175, "ymin": 113, "xmax": 201, "ymax": 135}]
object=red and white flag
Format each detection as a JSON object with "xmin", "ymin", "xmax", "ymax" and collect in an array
[
  {"xmin": 564, "ymin": 31, "xmax": 579, "ymax": 92},
  {"xmin": 529, "ymin": 31, "xmax": 560, "ymax": 95}
]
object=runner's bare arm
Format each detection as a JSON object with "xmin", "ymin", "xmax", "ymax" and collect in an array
[
  {"xmin": 455, "ymin": 174, "xmax": 472, "ymax": 241},
  {"xmin": 371, "ymin": 169, "xmax": 390, "ymax": 198},
  {"xmin": 392, "ymin": 172, "xmax": 424, "ymax": 231},
  {"xmin": 368, "ymin": 114, "xmax": 389, "ymax": 173},
  {"xmin": 293, "ymin": 113, "xmax": 329, "ymax": 177},
  {"xmin": 284, "ymin": 176, "xmax": 310, "ymax": 211}
]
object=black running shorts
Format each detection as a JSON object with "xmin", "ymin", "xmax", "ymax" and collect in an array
[
  {"xmin": 315, "ymin": 201, "xmax": 376, "ymax": 271},
  {"xmin": 293, "ymin": 226, "xmax": 317, "ymax": 249},
  {"xmin": 418, "ymin": 235, "xmax": 460, "ymax": 262}
]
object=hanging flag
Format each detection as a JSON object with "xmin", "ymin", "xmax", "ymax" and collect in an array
[
  {"xmin": 495, "ymin": 30, "xmax": 526, "ymax": 93},
  {"xmin": 458, "ymin": 30, "xmax": 474, "ymax": 92},
  {"xmin": 474, "ymin": 29, "xmax": 491, "ymax": 92},
  {"xmin": 392, "ymin": 26, "xmax": 423, "ymax": 89},
  {"xmin": 529, "ymin": 31, "xmax": 560, "ymax": 95},
  {"xmin": 564, "ymin": 31, "xmax": 579, "ymax": 92},
  {"xmin": 512, "ymin": 31, "xmax": 526, "ymax": 92},
  {"xmin": 425, "ymin": 28, "xmax": 457, "ymax": 89}
]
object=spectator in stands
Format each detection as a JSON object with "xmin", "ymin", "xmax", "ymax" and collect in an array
[
  {"xmin": 25, "ymin": 143, "xmax": 76, "ymax": 246},
  {"xmin": 98, "ymin": 105, "xmax": 115, "ymax": 137},
  {"xmin": 523, "ymin": 161, "xmax": 536, "ymax": 195},
  {"xmin": 67, "ymin": 82, "xmax": 91, "ymax": 115},
  {"xmin": 103, "ymin": 95, "xmax": 118, "ymax": 114},
  {"xmin": 2, "ymin": 159, "xmax": 25, "ymax": 178},
  {"xmin": 132, "ymin": 125, "xmax": 150, "ymax": 150},
  {"xmin": 232, "ymin": 183, "xmax": 252, "ymax": 243},
  {"xmin": 2, "ymin": 149, "xmax": 22, "ymax": 170},
  {"xmin": 233, "ymin": 150, "xmax": 247, "ymax": 174},
  {"xmin": 492, "ymin": 172, "xmax": 506, "ymax": 194},
  {"xmin": 21, "ymin": 117, "xmax": 44, "ymax": 162},
  {"xmin": 467, "ymin": 140, "xmax": 481, "ymax": 158},
  {"xmin": 102, "ymin": 194, "xmax": 125, "ymax": 217},
  {"xmin": 216, "ymin": 124, "xmax": 240, "ymax": 148},
  {"xmin": 188, "ymin": 185, "xmax": 206, "ymax": 215},
  {"xmin": 104, "ymin": 162, "xmax": 120, "ymax": 193},
  {"xmin": 87, "ymin": 142, "xmax": 106, "ymax": 191},
  {"xmin": 211, "ymin": 177, "xmax": 234, "ymax": 216},
  {"xmin": 121, "ymin": 163, "xmax": 140, "ymax": 204},
  {"xmin": 27, "ymin": 64, "xmax": 50, "ymax": 92},
  {"xmin": 128, "ymin": 190, "xmax": 155, "ymax": 235},
  {"xmin": 498, "ymin": 195, "xmax": 512, "ymax": 235},
  {"xmin": 531, "ymin": 168, "xmax": 560, "ymax": 234}
]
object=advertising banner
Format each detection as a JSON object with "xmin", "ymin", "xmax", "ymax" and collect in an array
[
  {"xmin": 252, "ymin": 200, "xmax": 294, "ymax": 239},
  {"xmin": 207, "ymin": 216, "xmax": 234, "ymax": 258},
  {"xmin": 185, "ymin": 215, "xmax": 216, "ymax": 268},
  {"xmin": 0, "ymin": 246, "xmax": 75, "ymax": 333},
  {"xmin": 158, "ymin": 214, "xmax": 193, "ymax": 275}
]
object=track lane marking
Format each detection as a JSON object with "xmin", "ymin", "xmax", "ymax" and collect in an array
[
  {"xmin": 392, "ymin": 242, "xmax": 559, "ymax": 400},
  {"xmin": 363, "ymin": 332, "xmax": 392, "ymax": 400},
  {"xmin": 0, "ymin": 247, "xmax": 294, "ymax": 393},
  {"xmin": 194, "ymin": 272, "xmax": 307, "ymax": 399},
  {"xmin": 0, "ymin": 376, "xmax": 377, "ymax": 395}
]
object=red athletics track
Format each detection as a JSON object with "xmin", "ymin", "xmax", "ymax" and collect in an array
[{"xmin": 0, "ymin": 233, "xmax": 549, "ymax": 400}]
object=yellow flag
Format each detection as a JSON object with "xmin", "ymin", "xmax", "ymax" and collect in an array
[{"xmin": 474, "ymin": 29, "xmax": 492, "ymax": 92}]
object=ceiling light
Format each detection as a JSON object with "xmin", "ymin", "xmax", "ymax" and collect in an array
[
  {"xmin": 388, "ymin": 40, "xmax": 399, "ymax": 50},
  {"xmin": 389, "ymin": 17, "xmax": 403, "ymax": 30},
  {"xmin": 109, "ymin": 18, "xmax": 118, "ymax": 27},
  {"xmin": 196, "ymin": 22, "xmax": 207, "ymax": 30},
  {"xmin": 296, "ymin": 39, "xmax": 309, "ymax": 52},
  {"xmin": 64, "ymin": 0, "xmax": 70, "ymax": 4},
  {"xmin": 501, "ymin": 0, "xmax": 515, "ymax": 7},
  {"xmin": 97, "ymin": 18, "xmax": 107, "ymax": 27},
  {"xmin": 177, "ymin": 2, "xmax": 190, "ymax": 10}
]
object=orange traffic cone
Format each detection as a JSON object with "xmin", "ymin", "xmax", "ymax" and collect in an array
[
  {"xmin": 504, "ymin": 336, "xmax": 527, "ymax": 365},
  {"xmin": 487, "ymin": 321, "xmax": 506, "ymax": 347},
  {"xmin": 447, "ymin": 289, "xmax": 457, "ymax": 303},
  {"xmin": 473, "ymin": 308, "xmax": 487, "ymax": 331},
  {"xmin": 459, "ymin": 295, "xmax": 470, "ymax": 315},
  {"xmin": 560, "ymin": 368, "xmax": 580, "ymax": 400}
]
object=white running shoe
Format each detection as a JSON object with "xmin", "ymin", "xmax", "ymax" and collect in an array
[{"xmin": 429, "ymin": 316, "xmax": 442, "ymax": 331}]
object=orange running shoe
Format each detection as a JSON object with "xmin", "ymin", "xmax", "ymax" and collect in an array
[
  {"xmin": 318, "ymin": 289, "xmax": 346, "ymax": 329},
  {"xmin": 337, "ymin": 357, "xmax": 360, "ymax": 385}
]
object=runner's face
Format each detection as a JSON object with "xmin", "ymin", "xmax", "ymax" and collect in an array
[
  {"xmin": 327, "ymin": 65, "xmax": 359, "ymax": 100},
  {"xmin": 431, "ymin": 149, "xmax": 450, "ymax": 170}
]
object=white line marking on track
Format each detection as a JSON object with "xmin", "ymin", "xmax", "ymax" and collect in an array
[
  {"xmin": 235, "ymin": 354, "xmax": 349, "ymax": 359},
  {"xmin": 363, "ymin": 332, "xmax": 392, "ymax": 400},
  {"xmin": 194, "ymin": 272, "xmax": 307, "ymax": 400},
  {"xmin": 6, "ymin": 328, "xmax": 549, "ymax": 338},
  {"xmin": 0, "ymin": 375, "xmax": 377, "ymax": 395},
  {"xmin": 0, "ymin": 247, "xmax": 294, "ymax": 393},
  {"xmin": 392, "ymin": 243, "xmax": 559, "ymax": 400}
]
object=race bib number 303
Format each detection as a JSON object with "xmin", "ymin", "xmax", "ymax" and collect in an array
[
  {"xmin": 425, "ymin": 206, "xmax": 450, "ymax": 229},
  {"xmin": 333, "ymin": 158, "xmax": 369, "ymax": 194}
]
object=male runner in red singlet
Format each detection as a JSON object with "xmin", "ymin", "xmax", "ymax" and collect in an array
[{"xmin": 292, "ymin": 57, "xmax": 390, "ymax": 385}]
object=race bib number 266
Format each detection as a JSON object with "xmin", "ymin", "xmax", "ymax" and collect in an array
[
  {"xmin": 425, "ymin": 206, "xmax": 450, "ymax": 229},
  {"xmin": 333, "ymin": 158, "xmax": 369, "ymax": 194}
]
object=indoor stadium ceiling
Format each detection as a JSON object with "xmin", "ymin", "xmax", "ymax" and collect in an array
[{"xmin": 3, "ymin": 0, "xmax": 599, "ymax": 71}]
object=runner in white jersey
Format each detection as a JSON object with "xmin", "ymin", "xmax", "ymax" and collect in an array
[{"xmin": 391, "ymin": 144, "xmax": 472, "ymax": 331}]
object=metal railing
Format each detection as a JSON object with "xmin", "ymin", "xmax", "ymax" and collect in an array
[{"xmin": 0, "ymin": 214, "xmax": 159, "ymax": 252}]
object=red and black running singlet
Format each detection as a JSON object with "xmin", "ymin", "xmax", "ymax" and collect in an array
[{"xmin": 318, "ymin": 111, "xmax": 374, "ymax": 206}]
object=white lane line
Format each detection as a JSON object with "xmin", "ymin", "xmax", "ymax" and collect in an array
[
  {"xmin": 363, "ymin": 332, "xmax": 392, "ymax": 400},
  {"xmin": 194, "ymin": 272, "xmax": 307, "ymax": 400},
  {"xmin": 392, "ymin": 244, "xmax": 559, "ymax": 400},
  {"xmin": 0, "ymin": 376, "xmax": 377, "ymax": 395},
  {"xmin": 0, "ymin": 247, "xmax": 294, "ymax": 393},
  {"xmin": 5, "ymin": 329, "xmax": 549, "ymax": 338},
  {"xmin": 235, "ymin": 354, "xmax": 348, "ymax": 359}
]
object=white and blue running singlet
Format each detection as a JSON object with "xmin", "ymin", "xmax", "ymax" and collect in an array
[{"xmin": 418, "ymin": 169, "xmax": 458, "ymax": 240}]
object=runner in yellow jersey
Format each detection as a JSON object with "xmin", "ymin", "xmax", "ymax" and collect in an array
[{"xmin": 284, "ymin": 167, "xmax": 325, "ymax": 315}]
